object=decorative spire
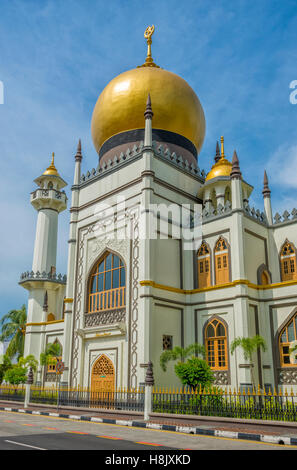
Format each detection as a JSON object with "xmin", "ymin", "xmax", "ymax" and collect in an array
[
  {"xmin": 145, "ymin": 361, "xmax": 155, "ymax": 386},
  {"xmin": 262, "ymin": 170, "xmax": 271, "ymax": 198},
  {"xmin": 230, "ymin": 150, "xmax": 242, "ymax": 180},
  {"xmin": 138, "ymin": 25, "xmax": 160, "ymax": 68},
  {"xmin": 43, "ymin": 152, "xmax": 59, "ymax": 176},
  {"xmin": 43, "ymin": 291, "xmax": 48, "ymax": 312},
  {"xmin": 75, "ymin": 139, "xmax": 83, "ymax": 162},
  {"xmin": 144, "ymin": 93, "xmax": 153, "ymax": 120},
  {"xmin": 215, "ymin": 141, "xmax": 220, "ymax": 163}
]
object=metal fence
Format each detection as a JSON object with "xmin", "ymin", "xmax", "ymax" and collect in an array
[
  {"xmin": 30, "ymin": 386, "xmax": 145, "ymax": 412},
  {"xmin": 0, "ymin": 385, "xmax": 25, "ymax": 402},
  {"xmin": 152, "ymin": 385, "xmax": 297, "ymax": 421},
  {"xmin": 1, "ymin": 384, "xmax": 297, "ymax": 421}
]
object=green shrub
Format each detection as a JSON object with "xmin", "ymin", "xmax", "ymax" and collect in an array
[{"xmin": 174, "ymin": 357, "xmax": 214, "ymax": 389}]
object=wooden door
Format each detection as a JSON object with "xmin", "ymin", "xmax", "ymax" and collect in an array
[{"xmin": 91, "ymin": 354, "xmax": 115, "ymax": 395}]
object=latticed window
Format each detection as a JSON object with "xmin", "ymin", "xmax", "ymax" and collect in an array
[
  {"xmin": 280, "ymin": 242, "xmax": 297, "ymax": 281},
  {"xmin": 205, "ymin": 319, "xmax": 228, "ymax": 370},
  {"xmin": 279, "ymin": 312, "xmax": 297, "ymax": 367},
  {"xmin": 88, "ymin": 252, "xmax": 126, "ymax": 313},
  {"xmin": 197, "ymin": 242, "xmax": 211, "ymax": 288},
  {"xmin": 215, "ymin": 237, "xmax": 230, "ymax": 285},
  {"xmin": 163, "ymin": 335, "xmax": 173, "ymax": 351},
  {"xmin": 47, "ymin": 356, "xmax": 62, "ymax": 373}
]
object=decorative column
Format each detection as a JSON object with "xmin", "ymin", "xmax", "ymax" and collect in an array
[
  {"xmin": 24, "ymin": 367, "xmax": 34, "ymax": 409},
  {"xmin": 61, "ymin": 140, "xmax": 82, "ymax": 387},
  {"xmin": 139, "ymin": 96, "xmax": 155, "ymax": 387},
  {"xmin": 230, "ymin": 150, "xmax": 245, "ymax": 280},
  {"xmin": 144, "ymin": 361, "xmax": 154, "ymax": 421}
]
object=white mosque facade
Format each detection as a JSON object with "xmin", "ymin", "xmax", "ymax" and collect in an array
[{"xmin": 21, "ymin": 30, "xmax": 297, "ymax": 393}]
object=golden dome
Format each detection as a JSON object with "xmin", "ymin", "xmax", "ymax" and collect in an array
[
  {"xmin": 205, "ymin": 137, "xmax": 232, "ymax": 181},
  {"xmin": 91, "ymin": 29, "xmax": 205, "ymax": 156},
  {"xmin": 205, "ymin": 157, "xmax": 232, "ymax": 181}
]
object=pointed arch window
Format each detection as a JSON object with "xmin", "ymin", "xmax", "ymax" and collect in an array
[
  {"xmin": 280, "ymin": 241, "xmax": 297, "ymax": 282},
  {"xmin": 214, "ymin": 237, "xmax": 230, "ymax": 285},
  {"xmin": 205, "ymin": 318, "xmax": 228, "ymax": 370},
  {"xmin": 279, "ymin": 311, "xmax": 297, "ymax": 367},
  {"xmin": 47, "ymin": 339, "xmax": 62, "ymax": 374},
  {"xmin": 197, "ymin": 242, "xmax": 211, "ymax": 288},
  {"xmin": 88, "ymin": 252, "xmax": 126, "ymax": 313}
]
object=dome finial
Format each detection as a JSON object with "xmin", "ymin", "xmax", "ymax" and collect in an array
[
  {"xmin": 138, "ymin": 25, "xmax": 160, "ymax": 68},
  {"xmin": 220, "ymin": 136, "xmax": 225, "ymax": 158}
]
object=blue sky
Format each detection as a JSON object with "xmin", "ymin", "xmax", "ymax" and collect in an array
[{"xmin": 0, "ymin": 0, "xmax": 297, "ymax": 318}]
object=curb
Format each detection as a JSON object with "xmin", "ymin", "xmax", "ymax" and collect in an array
[{"xmin": 1, "ymin": 405, "xmax": 296, "ymax": 447}]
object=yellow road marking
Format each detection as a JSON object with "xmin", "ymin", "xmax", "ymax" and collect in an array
[
  {"xmin": 99, "ymin": 436, "xmax": 123, "ymax": 440},
  {"xmin": 0, "ymin": 410, "xmax": 296, "ymax": 449},
  {"xmin": 136, "ymin": 441, "xmax": 163, "ymax": 446},
  {"xmin": 67, "ymin": 431, "xmax": 89, "ymax": 435}
]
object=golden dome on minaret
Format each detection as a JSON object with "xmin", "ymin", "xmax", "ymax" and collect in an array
[
  {"xmin": 43, "ymin": 152, "xmax": 59, "ymax": 176},
  {"xmin": 91, "ymin": 26, "xmax": 206, "ymax": 158},
  {"xmin": 205, "ymin": 137, "xmax": 232, "ymax": 181}
]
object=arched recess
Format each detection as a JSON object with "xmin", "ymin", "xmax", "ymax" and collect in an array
[
  {"xmin": 46, "ymin": 338, "xmax": 62, "ymax": 373},
  {"xmin": 257, "ymin": 264, "xmax": 272, "ymax": 285},
  {"xmin": 47, "ymin": 313, "xmax": 56, "ymax": 322},
  {"xmin": 86, "ymin": 250, "xmax": 126, "ymax": 313},
  {"xmin": 224, "ymin": 186, "xmax": 231, "ymax": 205},
  {"xmin": 214, "ymin": 236, "xmax": 231, "ymax": 285},
  {"xmin": 210, "ymin": 188, "xmax": 217, "ymax": 212},
  {"xmin": 203, "ymin": 316, "xmax": 229, "ymax": 371},
  {"xmin": 277, "ymin": 308, "xmax": 297, "ymax": 368},
  {"xmin": 91, "ymin": 354, "xmax": 115, "ymax": 394},
  {"xmin": 197, "ymin": 241, "xmax": 211, "ymax": 288},
  {"xmin": 279, "ymin": 240, "xmax": 297, "ymax": 282}
]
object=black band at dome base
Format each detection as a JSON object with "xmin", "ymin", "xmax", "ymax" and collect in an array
[{"xmin": 99, "ymin": 128, "xmax": 198, "ymax": 160}]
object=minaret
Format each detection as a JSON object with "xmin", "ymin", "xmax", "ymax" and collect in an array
[
  {"xmin": 20, "ymin": 154, "xmax": 67, "ymax": 356},
  {"xmin": 262, "ymin": 170, "xmax": 273, "ymax": 225},
  {"xmin": 31, "ymin": 153, "xmax": 67, "ymax": 274}
]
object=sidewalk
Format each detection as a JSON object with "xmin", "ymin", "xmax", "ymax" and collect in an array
[{"xmin": 1, "ymin": 400, "xmax": 297, "ymax": 446}]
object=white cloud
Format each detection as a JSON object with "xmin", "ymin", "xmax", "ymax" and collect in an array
[{"xmin": 267, "ymin": 144, "xmax": 297, "ymax": 189}]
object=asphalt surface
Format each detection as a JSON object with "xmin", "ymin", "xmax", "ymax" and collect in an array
[{"xmin": 0, "ymin": 410, "xmax": 296, "ymax": 451}]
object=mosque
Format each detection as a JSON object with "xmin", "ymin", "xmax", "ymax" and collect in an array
[{"xmin": 21, "ymin": 27, "xmax": 297, "ymax": 392}]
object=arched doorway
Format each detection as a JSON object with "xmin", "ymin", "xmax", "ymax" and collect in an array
[{"xmin": 91, "ymin": 354, "xmax": 115, "ymax": 394}]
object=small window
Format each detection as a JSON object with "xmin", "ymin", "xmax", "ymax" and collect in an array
[{"xmin": 163, "ymin": 335, "xmax": 173, "ymax": 351}]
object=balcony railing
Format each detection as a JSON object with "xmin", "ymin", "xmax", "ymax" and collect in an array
[
  {"xmin": 19, "ymin": 271, "xmax": 67, "ymax": 284},
  {"xmin": 88, "ymin": 286, "xmax": 125, "ymax": 313}
]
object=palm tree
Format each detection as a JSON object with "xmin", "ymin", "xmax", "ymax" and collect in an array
[
  {"xmin": 0, "ymin": 305, "xmax": 27, "ymax": 360},
  {"xmin": 40, "ymin": 342, "xmax": 62, "ymax": 367},
  {"xmin": 230, "ymin": 335, "xmax": 267, "ymax": 387},
  {"xmin": 160, "ymin": 343, "xmax": 205, "ymax": 372}
]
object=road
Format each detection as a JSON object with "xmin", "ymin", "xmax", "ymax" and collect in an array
[{"xmin": 0, "ymin": 410, "xmax": 296, "ymax": 451}]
